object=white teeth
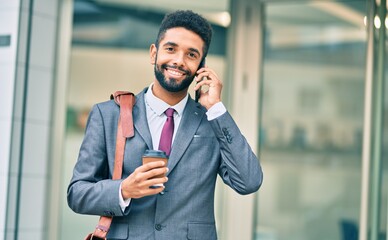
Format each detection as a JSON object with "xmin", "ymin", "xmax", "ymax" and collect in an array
[{"xmin": 167, "ymin": 69, "xmax": 183, "ymax": 77}]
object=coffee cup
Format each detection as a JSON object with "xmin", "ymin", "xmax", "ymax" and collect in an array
[{"xmin": 142, "ymin": 150, "xmax": 168, "ymax": 187}]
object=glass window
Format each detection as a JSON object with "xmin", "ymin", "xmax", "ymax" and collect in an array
[{"xmin": 255, "ymin": 1, "xmax": 367, "ymax": 239}]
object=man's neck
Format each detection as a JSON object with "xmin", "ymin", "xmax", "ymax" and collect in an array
[{"xmin": 152, "ymin": 81, "xmax": 188, "ymax": 106}]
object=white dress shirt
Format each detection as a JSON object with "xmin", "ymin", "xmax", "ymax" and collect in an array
[
  {"xmin": 119, "ymin": 84, "xmax": 226, "ymax": 210},
  {"xmin": 145, "ymin": 84, "xmax": 188, "ymax": 150}
]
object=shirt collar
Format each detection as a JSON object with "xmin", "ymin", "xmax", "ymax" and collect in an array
[{"xmin": 145, "ymin": 83, "xmax": 188, "ymax": 117}]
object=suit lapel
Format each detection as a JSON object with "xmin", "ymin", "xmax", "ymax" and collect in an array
[
  {"xmin": 167, "ymin": 98, "xmax": 205, "ymax": 176},
  {"xmin": 133, "ymin": 89, "xmax": 153, "ymax": 149}
]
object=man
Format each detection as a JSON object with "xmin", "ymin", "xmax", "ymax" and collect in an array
[{"xmin": 68, "ymin": 10, "xmax": 263, "ymax": 240}]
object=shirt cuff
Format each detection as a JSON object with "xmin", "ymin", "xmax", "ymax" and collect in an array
[
  {"xmin": 206, "ymin": 102, "xmax": 226, "ymax": 121},
  {"xmin": 119, "ymin": 182, "xmax": 131, "ymax": 212}
]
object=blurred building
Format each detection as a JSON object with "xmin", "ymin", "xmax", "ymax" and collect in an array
[{"xmin": 0, "ymin": 0, "xmax": 387, "ymax": 239}]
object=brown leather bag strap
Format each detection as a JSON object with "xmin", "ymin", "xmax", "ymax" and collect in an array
[
  {"xmin": 111, "ymin": 91, "xmax": 135, "ymax": 138},
  {"xmin": 111, "ymin": 92, "xmax": 135, "ymax": 179},
  {"xmin": 87, "ymin": 92, "xmax": 135, "ymax": 240}
]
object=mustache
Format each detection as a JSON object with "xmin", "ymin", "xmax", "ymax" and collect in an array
[{"xmin": 161, "ymin": 64, "xmax": 191, "ymax": 75}]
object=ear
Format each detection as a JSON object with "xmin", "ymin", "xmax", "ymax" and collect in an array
[{"xmin": 150, "ymin": 44, "xmax": 157, "ymax": 65}]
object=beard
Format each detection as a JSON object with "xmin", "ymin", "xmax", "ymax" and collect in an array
[{"xmin": 154, "ymin": 63, "xmax": 195, "ymax": 92}]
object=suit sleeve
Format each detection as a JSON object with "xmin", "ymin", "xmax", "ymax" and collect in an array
[
  {"xmin": 209, "ymin": 111, "xmax": 263, "ymax": 194},
  {"xmin": 67, "ymin": 104, "xmax": 127, "ymax": 217}
]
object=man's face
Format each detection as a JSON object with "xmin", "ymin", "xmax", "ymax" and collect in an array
[{"xmin": 150, "ymin": 27, "xmax": 204, "ymax": 92}]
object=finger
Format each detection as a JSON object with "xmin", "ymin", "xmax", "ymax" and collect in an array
[
  {"xmin": 195, "ymin": 78, "xmax": 213, "ymax": 89},
  {"xmin": 199, "ymin": 73, "xmax": 220, "ymax": 86},
  {"xmin": 196, "ymin": 67, "xmax": 206, "ymax": 74},
  {"xmin": 132, "ymin": 163, "xmax": 167, "ymax": 186},
  {"xmin": 142, "ymin": 167, "xmax": 169, "ymax": 180},
  {"xmin": 132, "ymin": 184, "xmax": 166, "ymax": 198},
  {"xmin": 196, "ymin": 66, "xmax": 213, "ymax": 74},
  {"xmin": 144, "ymin": 176, "xmax": 169, "ymax": 187},
  {"xmin": 194, "ymin": 75, "xmax": 206, "ymax": 85},
  {"xmin": 194, "ymin": 80, "xmax": 206, "ymax": 91},
  {"xmin": 197, "ymin": 67, "xmax": 218, "ymax": 77},
  {"xmin": 138, "ymin": 160, "xmax": 166, "ymax": 172},
  {"xmin": 195, "ymin": 72, "xmax": 211, "ymax": 81}
]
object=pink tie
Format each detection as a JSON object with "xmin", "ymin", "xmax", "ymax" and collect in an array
[{"xmin": 159, "ymin": 108, "xmax": 175, "ymax": 156}]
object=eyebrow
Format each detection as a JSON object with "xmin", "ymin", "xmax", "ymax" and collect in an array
[
  {"xmin": 162, "ymin": 41, "xmax": 201, "ymax": 57},
  {"xmin": 163, "ymin": 41, "xmax": 178, "ymax": 48}
]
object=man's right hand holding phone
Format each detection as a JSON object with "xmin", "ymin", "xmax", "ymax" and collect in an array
[{"xmin": 194, "ymin": 66, "xmax": 223, "ymax": 110}]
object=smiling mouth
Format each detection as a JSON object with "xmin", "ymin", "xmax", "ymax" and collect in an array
[{"xmin": 165, "ymin": 68, "xmax": 185, "ymax": 78}]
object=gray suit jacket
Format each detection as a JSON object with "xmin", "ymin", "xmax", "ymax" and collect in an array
[{"xmin": 67, "ymin": 88, "xmax": 263, "ymax": 240}]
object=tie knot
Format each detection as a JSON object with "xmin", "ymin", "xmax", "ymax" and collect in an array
[{"xmin": 165, "ymin": 108, "xmax": 175, "ymax": 117}]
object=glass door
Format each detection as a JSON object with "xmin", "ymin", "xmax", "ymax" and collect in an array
[
  {"xmin": 58, "ymin": 1, "xmax": 229, "ymax": 239},
  {"xmin": 255, "ymin": 1, "xmax": 367, "ymax": 239}
]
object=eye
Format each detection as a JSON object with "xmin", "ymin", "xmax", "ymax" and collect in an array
[
  {"xmin": 188, "ymin": 52, "xmax": 198, "ymax": 59},
  {"xmin": 165, "ymin": 47, "xmax": 174, "ymax": 52}
]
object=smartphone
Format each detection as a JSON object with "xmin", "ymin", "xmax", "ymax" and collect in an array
[{"xmin": 195, "ymin": 58, "xmax": 206, "ymax": 103}]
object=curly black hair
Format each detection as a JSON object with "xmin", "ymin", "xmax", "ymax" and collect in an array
[{"xmin": 155, "ymin": 10, "xmax": 213, "ymax": 59}]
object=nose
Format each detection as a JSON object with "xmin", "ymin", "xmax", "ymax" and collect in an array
[{"xmin": 172, "ymin": 52, "xmax": 185, "ymax": 66}]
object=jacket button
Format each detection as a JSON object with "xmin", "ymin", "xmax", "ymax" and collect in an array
[
  {"xmin": 155, "ymin": 224, "xmax": 162, "ymax": 231},
  {"xmin": 159, "ymin": 191, "xmax": 165, "ymax": 195}
]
